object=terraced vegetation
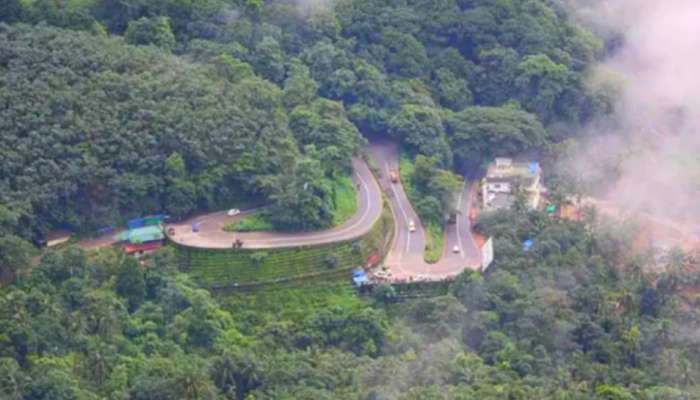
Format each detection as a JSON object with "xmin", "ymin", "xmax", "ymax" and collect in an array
[
  {"xmin": 180, "ymin": 207, "xmax": 393, "ymax": 289},
  {"xmin": 185, "ymin": 243, "xmax": 361, "ymax": 287}
]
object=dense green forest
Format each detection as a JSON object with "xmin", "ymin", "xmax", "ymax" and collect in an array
[
  {"xmin": 6, "ymin": 1, "xmax": 687, "ymax": 399},
  {"xmin": 0, "ymin": 23, "xmax": 360, "ymax": 238},
  {"xmin": 0, "ymin": 0, "xmax": 613, "ymax": 242},
  {"xmin": 2, "ymin": 210, "xmax": 700, "ymax": 398}
]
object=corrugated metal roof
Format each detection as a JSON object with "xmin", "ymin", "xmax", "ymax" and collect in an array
[{"xmin": 115, "ymin": 225, "xmax": 164, "ymax": 244}]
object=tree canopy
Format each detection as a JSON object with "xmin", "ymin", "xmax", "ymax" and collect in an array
[
  {"xmin": 446, "ymin": 105, "xmax": 548, "ymax": 170},
  {"xmin": 0, "ymin": 1, "xmax": 697, "ymax": 398},
  {"xmin": 1, "ymin": 0, "xmax": 615, "ymax": 241},
  {"xmin": 1, "ymin": 208, "xmax": 699, "ymax": 398},
  {"xmin": 0, "ymin": 23, "xmax": 361, "ymax": 236}
]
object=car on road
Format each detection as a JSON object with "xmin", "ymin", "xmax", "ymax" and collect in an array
[
  {"xmin": 408, "ymin": 220, "xmax": 416, "ymax": 232},
  {"xmin": 453, "ymin": 245, "xmax": 460, "ymax": 253},
  {"xmin": 227, "ymin": 208, "xmax": 241, "ymax": 216},
  {"xmin": 390, "ymin": 170, "xmax": 399, "ymax": 183}
]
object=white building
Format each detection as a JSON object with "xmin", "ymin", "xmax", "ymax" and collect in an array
[{"xmin": 481, "ymin": 158, "xmax": 542, "ymax": 210}]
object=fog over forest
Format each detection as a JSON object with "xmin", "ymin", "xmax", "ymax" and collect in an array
[{"xmin": 570, "ymin": 0, "xmax": 700, "ymax": 222}]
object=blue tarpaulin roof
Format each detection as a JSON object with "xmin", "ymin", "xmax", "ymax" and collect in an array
[
  {"xmin": 352, "ymin": 268, "xmax": 368, "ymax": 286},
  {"xmin": 529, "ymin": 162, "xmax": 539, "ymax": 174},
  {"xmin": 353, "ymin": 275, "xmax": 369, "ymax": 286}
]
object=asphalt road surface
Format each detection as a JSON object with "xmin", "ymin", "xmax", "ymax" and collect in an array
[
  {"xmin": 166, "ymin": 157, "xmax": 383, "ymax": 249},
  {"xmin": 166, "ymin": 140, "xmax": 481, "ymax": 279},
  {"xmin": 367, "ymin": 140, "xmax": 425, "ymax": 268},
  {"xmin": 367, "ymin": 139, "xmax": 481, "ymax": 280},
  {"xmin": 440, "ymin": 183, "xmax": 482, "ymax": 269}
]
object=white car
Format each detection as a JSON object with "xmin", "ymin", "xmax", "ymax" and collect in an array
[
  {"xmin": 227, "ymin": 208, "xmax": 241, "ymax": 216},
  {"xmin": 453, "ymin": 245, "xmax": 460, "ymax": 253},
  {"xmin": 408, "ymin": 220, "xmax": 416, "ymax": 232}
]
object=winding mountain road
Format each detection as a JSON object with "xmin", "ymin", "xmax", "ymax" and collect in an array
[
  {"xmin": 368, "ymin": 140, "xmax": 481, "ymax": 280},
  {"xmin": 165, "ymin": 141, "xmax": 482, "ymax": 278},
  {"xmin": 166, "ymin": 157, "xmax": 383, "ymax": 249},
  {"xmin": 369, "ymin": 140, "xmax": 425, "ymax": 268},
  {"xmin": 442, "ymin": 182, "xmax": 482, "ymax": 269}
]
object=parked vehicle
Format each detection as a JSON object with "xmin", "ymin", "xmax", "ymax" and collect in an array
[{"xmin": 227, "ymin": 208, "xmax": 241, "ymax": 216}]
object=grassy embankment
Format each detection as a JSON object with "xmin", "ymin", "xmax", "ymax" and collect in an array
[
  {"xmin": 219, "ymin": 281, "xmax": 365, "ymax": 333},
  {"xmin": 181, "ymin": 174, "xmax": 383, "ymax": 331},
  {"xmin": 223, "ymin": 213, "xmax": 274, "ymax": 232},
  {"xmin": 213, "ymin": 204, "xmax": 386, "ymax": 334},
  {"xmin": 399, "ymin": 152, "xmax": 444, "ymax": 264},
  {"xmin": 180, "ymin": 204, "xmax": 393, "ymax": 289},
  {"xmin": 223, "ymin": 175, "xmax": 357, "ymax": 232},
  {"xmin": 331, "ymin": 175, "xmax": 357, "ymax": 225}
]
